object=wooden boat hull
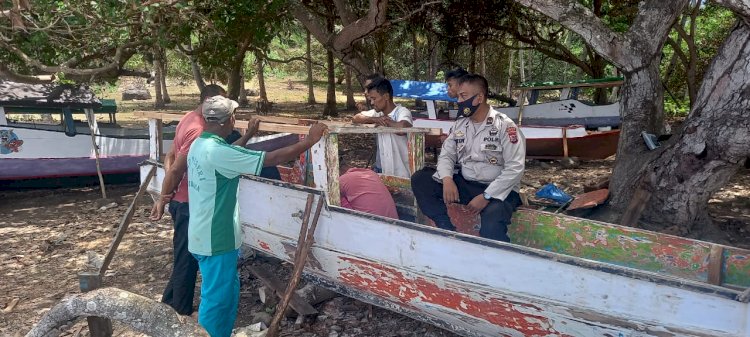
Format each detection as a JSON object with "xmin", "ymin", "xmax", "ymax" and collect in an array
[
  {"xmin": 141, "ymin": 162, "xmax": 750, "ymax": 337},
  {"xmin": 414, "ymin": 119, "xmax": 619, "ymax": 159}
]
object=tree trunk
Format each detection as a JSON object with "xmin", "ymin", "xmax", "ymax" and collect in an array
[
  {"xmin": 159, "ymin": 53, "xmax": 171, "ymax": 104},
  {"xmin": 345, "ymin": 66, "xmax": 356, "ymax": 110},
  {"xmin": 323, "ymin": 48, "xmax": 338, "ymax": 117},
  {"xmin": 239, "ymin": 70, "xmax": 249, "ymax": 107},
  {"xmin": 306, "ymin": 29, "xmax": 316, "ymax": 104},
  {"xmin": 256, "ymin": 51, "xmax": 268, "ymax": 102},
  {"xmin": 412, "ymin": 30, "xmax": 419, "ymax": 80},
  {"xmin": 480, "ymin": 43, "xmax": 486, "ymax": 76},
  {"xmin": 469, "ymin": 42, "xmax": 477, "ymax": 73},
  {"xmin": 507, "ymin": 48, "xmax": 514, "ymax": 97},
  {"xmin": 519, "ymin": 48, "xmax": 526, "ymax": 83},
  {"xmin": 185, "ymin": 44, "xmax": 206, "ymax": 92},
  {"xmin": 323, "ymin": 12, "xmax": 338, "ymax": 117},
  {"xmin": 227, "ymin": 39, "xmax": 251, "ymax": 101},
  {"xmin": 153, "ymin": 57, "xmax": 165, "ymax": 109},
  {"xmin": 609, "ymin": 59, "xmax": 666, "ymax": 208},
  {"xmin": 429, "ymin": 39, "xmax": 438, "ymax": 81},
  {"xmin": 26, "ymin": 288, "xmax": 207, "ymax": 337},
  {"xmin": 590, "ymin": 53, "xmax": 608, "ymax": 104},
  {"xmin": 640, "ymin": 21, "xmax": 750, "ymax": 231}
]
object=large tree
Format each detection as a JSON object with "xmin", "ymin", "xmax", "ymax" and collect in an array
[
  {"xmin": 632, "ymin": 3, "xmax": 750, "ymax": 232},
  {"xmin": 0, "ymin": 0, "xmax": 161, "ymax": 82},
  {"xmin": 514, "ymin": 0, "xmax": 689, "ymax": 211}
]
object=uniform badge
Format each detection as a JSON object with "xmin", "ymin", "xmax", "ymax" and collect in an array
[
  {"xmin": 486, "ymin": 117, "xmax": 494, "ymax": 125},
  {"xmin": 454, "ymin": 130, "xmax": 465, "ymax": 138},
  {"xmin": 489, "ymin": 127, "xmax": 498, "ymax": 136},
  {"xmin": 482, "ymin": 143, "xmax": 498, "ymax": 151},
  {"xmin": 489, "ymin": 157, "xmax": 498, "ymax": 164},
  {"xmin": 507, "ymin": 126, "xmax": 519, "ymax": 144}
]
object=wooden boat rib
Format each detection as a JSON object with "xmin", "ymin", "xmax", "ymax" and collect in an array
[{"xmin": 139, "ymin": 112, "xmax": 750, "ymax": 337}]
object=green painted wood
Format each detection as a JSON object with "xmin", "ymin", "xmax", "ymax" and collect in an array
[{"xmin": 509, "ymin": 209, "xmax": 750, "ymax": 288}]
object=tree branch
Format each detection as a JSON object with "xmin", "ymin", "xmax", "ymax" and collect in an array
[
  {"xmin": 713, "ymin": 0, "xmax": 750, "ymax": 19},
  {"xmin": 26, "ymin": 288, "xmax": 207, "ymax": 337},
  {"xmin": 0, "ymin": 64, "xmax": 52, "ymax": 84},
  {"xmin": 0, "ymin": 39, "xmax": 136, "ymax": 76},
  {"xmin": 513, "ymin": 0, "xmax": 630, "ymax": 67}
]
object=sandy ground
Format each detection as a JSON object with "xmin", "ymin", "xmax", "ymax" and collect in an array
[{"xmin": 2, "ymin": 79, "xmax": 749, "ymax": 336}]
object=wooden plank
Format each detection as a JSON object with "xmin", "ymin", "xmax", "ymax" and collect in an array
[
  {"xmin": 562, "ymin": 127, "xmax": 569, "ymax": 158},
  {"xmin": 98, "ymin": 167, "xmax": 156, "ymax": 277},
  {"xmin": 246, "ymin": 265, "xmax": 318, "ymax": 316},
  {"xmin": 324, "ymin": 133, "xmax": 341, "ymax": 206},
  {"xmin": 78, "ymin": 272, "xmax": 113, "ymax": 337},
  {"xmin": 707, "ymin": 245, "xmax": 724, "ymax": 285},
  {"xmin": 148, "ymin": 118, "xmax": 164, "ymax": 161},
  {"xmin": 267, "ymin": 195, "xmax": 324, "ymax": 337},
  {"xmin": 329, "ymin": 125, "xmax": 441, "ymax": 135},
  {"xmin": 407, "ymin": 133, "xmax": 425, "ymax": 174},
  {"xmin": 84, "ymin": 108, "xmax": 107, "ymax": 199},
  {"xmin": 516, "ymin": 90, "xmax": 527, "ymax": 126}
]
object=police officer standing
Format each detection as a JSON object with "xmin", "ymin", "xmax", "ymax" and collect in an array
[{"xmin": 411, "ymin": 74, "xmax": 525, "ymax": 242}]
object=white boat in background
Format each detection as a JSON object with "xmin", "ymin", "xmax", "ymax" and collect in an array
[
  {"xmin": 0, "ymin": 81, "xmax": 292, "ymax": 181},
  {"xmin": 497, "ymin": 77, "xmax": 623, "ymax": 128},
  {"xmin": 393, "ymin": 78, "xmax": 623, "ymax": 159}
]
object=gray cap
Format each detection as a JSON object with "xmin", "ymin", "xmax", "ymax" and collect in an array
[{"xmin": 202, "ymin": 95, "xmax": 239, "ymax": 123}]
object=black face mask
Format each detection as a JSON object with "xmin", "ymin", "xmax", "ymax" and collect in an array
[{"xmin": 457, "ymin": 94, "xmax": 479, "ymax": 118}]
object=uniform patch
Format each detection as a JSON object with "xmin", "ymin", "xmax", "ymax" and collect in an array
[
  {"xmin": 507, "ymin": 126, "xmax": 519, "ymax": 144},
  {"xmin": 483, "ymin": 137, "xmax": 499, "ymax": 142},
  {"xmin": 454, "ymin": 130, "xmax": 465, "ymax": 138},
  {"xmin": 488, "ymin": 157, "xmax": 498, "ymax": 164},
  {"xmin": 486, "ymin": 117, "xmax": 494, "ymax": 125},
  {"xmin": 482, "ymin": 143, "xmax": 498, "ymax": 151},
  {"xmin": 489, "ymin": 127, "xmax": 498, "ymax": 136}
]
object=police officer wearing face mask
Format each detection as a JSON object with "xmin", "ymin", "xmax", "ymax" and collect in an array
[{"xmin": 411, "ymin": 74, "xmax": 525, "ymax": 242}]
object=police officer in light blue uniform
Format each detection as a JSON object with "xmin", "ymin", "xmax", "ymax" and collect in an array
[{"xmin": 411, "ymin": 74, "xmax": 526, "ymax": 242}]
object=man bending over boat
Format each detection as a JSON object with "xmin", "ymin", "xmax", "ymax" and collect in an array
[
  {"xmin": 187, "ymin": 95, "xmax": 327, "ymax": 337},
  {"xmin": 352, "ymin": 77, "xmax": 413, "ymax": 178},
  {"xmin": 339, "ymin": 160, "xmax": 399, "ymax": 219},
  {"xmin": 411, "ymin": 74, "xmax": 525, "ymax": 242}
]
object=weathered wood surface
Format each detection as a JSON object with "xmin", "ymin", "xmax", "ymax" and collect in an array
[
  {"xmin": 140, "ymin": 162, "xmax": 750, "ymax": 337},
  {"xmin": 510, "ymin": 209, "xmax": 750, "ymax": 289},
  {"xmin": 135, "ymin": 111, "xmax": 442, "ymax": 135}
]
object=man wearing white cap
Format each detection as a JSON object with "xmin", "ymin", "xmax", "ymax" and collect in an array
[{"xmin": 187, "ymin": 95, "xmax": 328, "ymax": 337}]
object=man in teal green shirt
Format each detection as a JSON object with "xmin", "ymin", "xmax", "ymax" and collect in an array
[{"xmin": 188, "ymin": 95, "xmax": 327, "ymax": 337}]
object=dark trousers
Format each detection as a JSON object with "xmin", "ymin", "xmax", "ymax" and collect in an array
[
  {"xmin": 411, "ymin": 167, "xmax": 521, "ymax": 242},
  {"xmin": 162, "ymin": 200, "xmax": 198, "ymax": 315}
]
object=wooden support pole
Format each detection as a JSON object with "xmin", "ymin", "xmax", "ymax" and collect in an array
[
  {"xmin": 148, "ymin": 118, "xmax": 164, "ymax": 162},
  {"xmin": 562, "ymin": 127, "xmax": 569, "ymax": 158},
  {"xmin": 517, "ymin": 90, "xmax": 527, "ymax": 126},
  {"xmin": 407, "ymin": 132, "xmax": 425, "ymax": 175},
  {"xmin": 267, "ymin": 195, "xmax": 324, "ymax": 337},
  {"xmin": 707, "ymin": 245, "xmax": 725, "ymax": 285},
  {"xmin": 84, "ymin": 108, "xmax": 107, "ymax": 199},
  {"xmin": 78, "ymin": 272, "xmax": 113, "ymax": 337},
  {"xmin": 98, "ymin": 166, "xmax": 156, "ymax": 277},
  {"xmin": 324, "ymin": 133, "xmax": 340, "ymax": 206}
]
